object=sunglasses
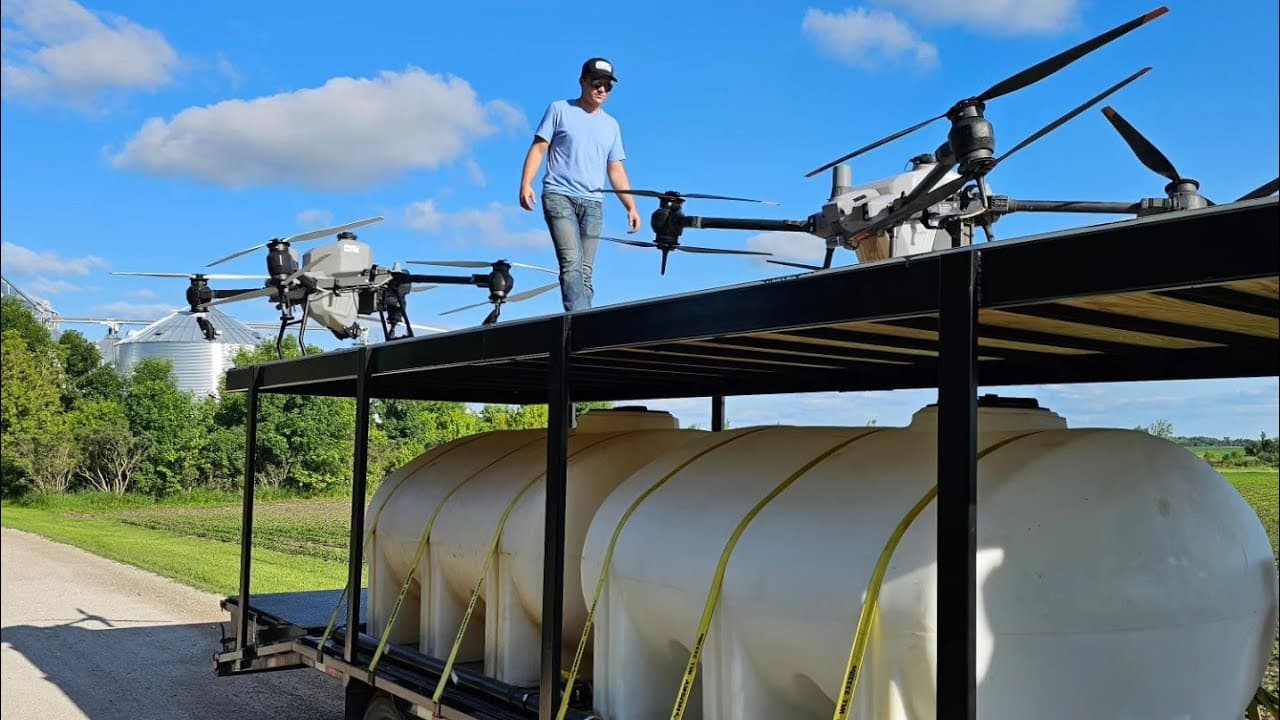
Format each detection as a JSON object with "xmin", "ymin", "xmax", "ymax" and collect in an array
[{"xmin": 588, "ymin": 78, "xmax": 614, "ymax": 92}]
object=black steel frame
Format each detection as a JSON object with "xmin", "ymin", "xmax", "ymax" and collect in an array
[{"xmin": 226, "ymin": 198, "xmax": 1279, "ymax": 720}]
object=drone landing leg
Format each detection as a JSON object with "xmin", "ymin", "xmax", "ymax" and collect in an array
[
  {"xmin": 401, "ymin": 305, "xmax": 414, "ymax": 338},
  {"xmin": 377, "ymin": 307, "xmax": 391, "ymax": 341},
  {"xmin": 483, "ymin": 303, "xmax": 503, "ymax": 326},
  {"xmin": 275, "ymin": 320, "xmax": 289, "ymax": 360},
  {"xmin": 297, "ymin": 297, "xmax": 312, "ymax": 356}
]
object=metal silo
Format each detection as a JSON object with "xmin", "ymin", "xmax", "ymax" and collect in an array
[{"xmin": 114, "ymin": 308, "xmax": 261, "ymax": 397}]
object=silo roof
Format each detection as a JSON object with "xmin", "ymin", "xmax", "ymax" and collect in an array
[{"xmin": 117, "ymin": 307, "xmax": 261, "ymax": 346}]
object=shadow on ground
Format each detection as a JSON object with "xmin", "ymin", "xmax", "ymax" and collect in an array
[{"xmin": 2, "ymin": 609, "xmax": 343, "ymax": 720}]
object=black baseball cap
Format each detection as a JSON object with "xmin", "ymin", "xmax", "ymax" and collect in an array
[{"xmin": 580, "ymin": 57, "xmax": 618, "ymax": 83}]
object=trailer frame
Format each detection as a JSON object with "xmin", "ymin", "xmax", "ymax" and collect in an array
[{"xmin": 216, "ymin": 197, "xmax": 1278, "ymax": 720}]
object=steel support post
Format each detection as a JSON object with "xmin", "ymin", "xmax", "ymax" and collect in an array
[
  {"xmin": 236, "ymin": 366, "xmax": 262, "ymax": 660},
  {"xmin": 345, "ymin": 348, "xmax": 374, "ymax": 664},
  {"xmin": 540, "ymin": 316, "xmax": 572, "ymax": 720},
  {"xmin": 937, "ymin": 250, "xmax": 980, "ymax": 718},
  {"xmin": 711, "ymin": 395, "xmax": 725, "ymax": 431}
]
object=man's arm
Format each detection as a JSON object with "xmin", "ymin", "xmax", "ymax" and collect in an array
[
  {"xmin": 519, "ymin": 139, "xmax": 549, "ymax": 211},
  {"xmin": 607, "ymin": 160, "xmax": 642, "ymax": 232}
]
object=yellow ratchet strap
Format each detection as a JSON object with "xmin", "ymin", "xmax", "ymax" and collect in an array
[
  {"xmin": 368, "ymin": 433, "xmax": 548, "ymax": 674},
  {"xmin": 669, "ymin": 429, "xmax": 884, "ymax": 720},
  {"xmin": 556, "ymin": 427, "xmax": 772, "ymax": 720},
  {"xmin": 432, "ymin": 431, "xmax": 641, "ymax": 704},
  {"xmin": 316, "ymin": 432, "xmax": 490, "ymax": 661},
  {"xmin": 830, "ymin": 431, "xmax": 1045, "ymax": 720}
]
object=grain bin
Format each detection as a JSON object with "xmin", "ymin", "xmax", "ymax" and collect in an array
[
  {"xmin": 582, "ymin": 403, "xmax": 1278, "ymax": 719},
  {"xmin": 113, "ymin": 308, "xmax": 260, "ymax": 397}
]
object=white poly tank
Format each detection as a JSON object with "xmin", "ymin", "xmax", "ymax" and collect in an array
[
  {"xmin": 365, "ymin": 408, "xmax": 705, "ymax": 687},
  {"xmin": 581, "ymin": 403, "xmax": 1278, "ymax": 719}
]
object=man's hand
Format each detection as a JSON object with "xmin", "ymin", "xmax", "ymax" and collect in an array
[
  {"xmin": 627, "ymin": 206, "xmax": 642, "ymax": 233},
  {"xmin": 520, "ymin": 184, "xmax": 537, "ymax": 211}
]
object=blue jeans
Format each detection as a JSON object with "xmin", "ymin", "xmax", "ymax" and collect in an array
[{"xmin": 542, "ymin": 191, "xmax": 601, "ymax": 312}]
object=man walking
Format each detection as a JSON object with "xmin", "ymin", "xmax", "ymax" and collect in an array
[{"xmin": 519, "ymin": 57, "xmax": 641, "ymax": 312}]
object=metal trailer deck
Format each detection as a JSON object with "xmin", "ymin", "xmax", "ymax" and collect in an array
[{"xmin": 215, "ymin": 197, "xmax": 1278, "ymax": 720}]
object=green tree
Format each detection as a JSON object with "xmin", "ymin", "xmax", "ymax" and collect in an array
[
  {"xmin": 213, "ymin": 340, "xmax": 357, "ymax": 493},
  {"xmin": 1, "ymin": 296, "xmax": 56, "ymax": 355},
  {"xmin": 124, "ymin": 358, "xmax": 203, "ymax": 496},
  {"xmin": 1135, "ymin": 419, "xmax": 1174, "ymax": 439},
  {"xmin": 56, "ymin": 329, "xmax": 109, "ymax": 408},
  {"xmin": 1, "ymin": 330, "xmax": 69, "ymax": 496},
  {"xmin": 72, "ymin": 399, "xmax": 147, "ymax": 493}
]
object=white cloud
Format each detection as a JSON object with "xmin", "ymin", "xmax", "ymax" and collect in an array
[
  {"xmin": 466, "ymin": 159, "xmax": 486, "ymax": 187},
  {"xmin": 27, "ymin": 276, "xmax": 79, "ymax": 295},
  {"xmin": 1, "ymin": 0, "xmax": 179, "ymax": 110},
  {"xmin": 745, "ymin": 231, "xmax": 828, "ymax": 269},
  {"xmin": 93, "ymin": 300, "xmax": 178, "ymax": 319},
  {"xmin": 129, "ymin": 288, "xmax": 157, "ymax": 299},
  {"xmin": 802, "ymin": 7, "xmax": 938, "ymax": 71},
  {"xmin": 296, "ymin": 208, "xmax": 334, "ymax": 228},
  {"xmin": 875, "ymin": 0, "xmax": 1079, "ymax": 34},
  {"xmin": 109, "ymin": 67, "xmax": 527, "ymax": 191},
  {"xmin": 215, "ymin": 52, "xmax": 239, "ymax": 89},
  {"xmin": 405, "ymin": 200, "xmax": 549, "ymax": 249},
  {"xmin": 1, "ymin": 241, "xmax": 107, "ymax": 275}
]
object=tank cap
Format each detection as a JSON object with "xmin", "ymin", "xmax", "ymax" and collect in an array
[{"xmin": 978, "ymin": 394, "xmax": 1040, "ymax": 409}]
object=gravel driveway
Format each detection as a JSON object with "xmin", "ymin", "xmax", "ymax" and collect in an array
[{"xmin": 1, "ymin": 527, "xmax": 345, "ymax": 719}]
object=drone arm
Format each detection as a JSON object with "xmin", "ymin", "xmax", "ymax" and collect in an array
[
  {"xmin": 681, "ymin": 216, "xmax": 813, "ymax": 233},
  {"xmin": 405, "ymin": 274, "xmax": 485, "ymax": 285},
  {"xmin": 211, "ymin": 287, "xmax": 270, "ymax": 299},
  {"xmin": 992, "ymin": 197, "xmax": 1143, "ymax": 215}
]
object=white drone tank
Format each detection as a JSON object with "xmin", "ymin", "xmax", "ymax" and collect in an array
[
  {"xmin": 301, "ymin": 233, "xmax": 371, "ymax": 338},
  {"xmin": 113, "ymin": 307, "xmax": 261, "ymax": 397},
  {"xmin": 365, "ymin": 407, "xmax": 706, "ymax": 687},
  {"xmin": 582, "ymin": 401, "xmax": 1278, "ymax": 719},
  {"xmin": 827, "ymin": 157, "xmax": 968, "ymax": 264}
]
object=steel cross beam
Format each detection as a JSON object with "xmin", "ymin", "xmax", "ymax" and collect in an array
[
  {"xmin": 540, "ymin": 316, "xmax": 573, "ymax": 720},
  {"xmin": 236, "ymin": 366, "xmax": 262, "ymax": 667},
  {"xmin": 345, "ymin": 347, "xmax": 374, "ymax": 664},
  {"xmin": 937, "ymin": 249, "xmax": 980, "ymax": 717}
]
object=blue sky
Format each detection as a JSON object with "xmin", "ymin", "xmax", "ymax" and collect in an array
[{"xmin": 2, "ymin": 0, "xmax": 1276, "ymax": 437}]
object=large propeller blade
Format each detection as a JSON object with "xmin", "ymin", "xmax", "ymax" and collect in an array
[
  {"xmin": 767, "ymin": 259, "xmax": 824, "ymax": 271},
  {"xmin": 207, "ymin": 252, "xmax": 330, "ymax": 307},
  {"xmin": 804, "ymin": 6, "xmax": 1168, "ymax": 177},
  {"xmin": 505, "ymin": 281, "xmax": 561, "ymax": 303},
  {"xmin": 1237, "ymin": 177, "xmax": 1279, "ymax": 202},
  {"xmin": 439, "ymin": 281, "xmax": 559, "ymax": 317},
  {"xmin": 851, "ymin": 68, "xmax": 1151, "ymax": 243},
  {"xmin": 600, "ymin": 188, "xmax": 778, "ymax": 205},
  {"xmin": 112, "ymin": 272, "xmax": 268, "ymax": 280},
  {"xmin": 1100, "ymin": 106, "xmax": 1179, "ymax": 182},
  {"xmin": 207, "ymin": 216, "xmax": 383, "ymax": 267},
  {"xmin": 405, "ymin": 260, "xmax": 557, "ymax": 274},
  {"xmin": 206, "ymin": 285, "xmax": 278, "ymax": 307},
  {"xmin": 601, "ymin": 236, "xmax": 770, "ymax": 256}
]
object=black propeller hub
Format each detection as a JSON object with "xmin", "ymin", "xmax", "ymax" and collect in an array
[
  {"xmin": 186, "ymin": 276, "xmax": 214, "ymax": 310},
  {"xmin": 266, "ymin": 240, "xmax": 298, "ymax": 279},
  {"xmin": 1166, "ymin": 178, "xmax": 1208, "ymax": 210},
  {"xmin": 651, "ymin": 201, "xmax": 686, "ymax": 249},
  {"xmin": 947, "ymin": 100, "xmax": 997, "ymax": 177},
  {"xmin": 485, "ymin": 261, "xmax": 515, "ymax": 302}
]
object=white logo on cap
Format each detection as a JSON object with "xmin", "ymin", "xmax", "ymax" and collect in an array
[{"xmin": 592, "ymin": 60, "xmax": 612, "ymax": 73}]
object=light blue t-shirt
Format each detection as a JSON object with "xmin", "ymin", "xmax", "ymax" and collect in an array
[{"xmin": 534, "ymin": 99, "xmax": 625, "ymax": 202}]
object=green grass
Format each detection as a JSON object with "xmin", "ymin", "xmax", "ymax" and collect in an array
[
  {"xmin": 1, "ymin": 495, "xmax": 355, "ymax": 596},
  {"xmin": 1224, "ymin": 469, "xmax": 1279, "ymax": 558}
]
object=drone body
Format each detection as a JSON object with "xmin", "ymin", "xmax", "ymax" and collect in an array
[
  {"xmin": 292, "ymin": 231, "xmax": 379, "ymax": 342},
  {"xmin": 813, "ymin": 155, "xmax": 971, "ymax": 264}
]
